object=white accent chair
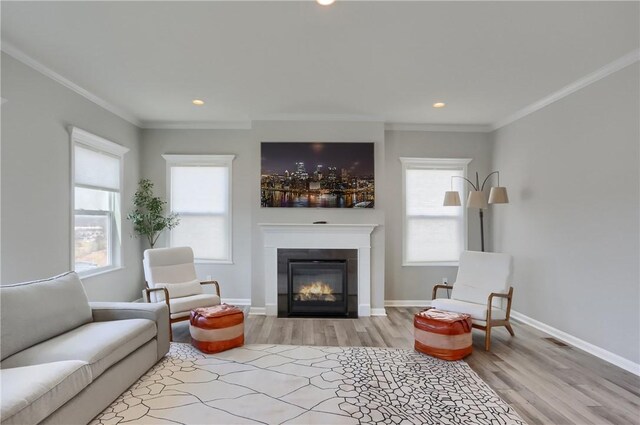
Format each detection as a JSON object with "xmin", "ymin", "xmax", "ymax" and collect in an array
[
  {"xmin": 143, "ymin": 247, "xmax": 221, "ymax": 341},
  {"xmin": 431, "ymin": 250, "xmax": 515, "ymax": 351}
]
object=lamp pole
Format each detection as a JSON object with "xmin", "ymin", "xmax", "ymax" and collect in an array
[{"xmin": 445, "ymin": 171, "xmax": 506, "ymax": 252}]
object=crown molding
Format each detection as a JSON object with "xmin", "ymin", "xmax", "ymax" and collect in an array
[
  {"xmin": 253, "ymin": 113, "xmax": 385, "ymax": 122},
  {"xmin": 141, "ymin": 120, "xmax": 253, "ymax": 130},
  {"xmin": 492, "ymin": 48, "xmax": 640, "ymax": 131},
  {"xmin": 4, "ymin": 38, "xmax": 637, "ymax": 134},
  {"xmin": 385, "ymin": 122, "xmax": 492, "ymax": 133},
  {"xmin": 1, "ymin": 41, "xmax": 142, "ymax": 127}
]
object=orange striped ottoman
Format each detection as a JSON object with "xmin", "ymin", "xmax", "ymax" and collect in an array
[
  {"xmin": 414, "ymin": 309, "xmax": 472, "ymax": 361},
  {"xmin": 189, "ymin": 304, "xmax": 244, "ymax": 354}
]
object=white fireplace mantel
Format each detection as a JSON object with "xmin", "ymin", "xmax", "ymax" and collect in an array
[{"xmin": 258, "ymin": 223, "xmax": 378, "ymax": 317}]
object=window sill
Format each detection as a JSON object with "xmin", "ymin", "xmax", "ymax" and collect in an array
[
  {"xmin": 402, "ymin": 262, "xmax": 459, "ymax": 267},
  {"xmin": 77, "ymin": 266, "xmax": 124, "ymax": 279}
]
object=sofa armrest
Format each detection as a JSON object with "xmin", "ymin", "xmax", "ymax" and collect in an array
[{"xmin": 89, "ymin": 302, "xmax": 170, "ymax": 361}]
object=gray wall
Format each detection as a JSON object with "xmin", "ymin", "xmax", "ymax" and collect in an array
[
  {"xmin": 1, "ymin": 53, "xmax": 144, "ymax": 301},
  {"xmin": 384, "ymin": 130, "xmax": 493, "ymax": 301},
  {"xmin": 140, "ymin": 128, "xmax": 254, "ymax": 301},
  {"xmin": 5, "ymin": 48, "xmax": 636, "ymax": 366},
  {"xmin": 492, "ymin": 63, "xmax": 640, "ymax": 364},
  {"xmin": 140, "ymin": 121, "xmax": 387, "ymax": 309},
  {"xmin": 251, "ymin": 121, "xmax": 387, "ymax": 310}
]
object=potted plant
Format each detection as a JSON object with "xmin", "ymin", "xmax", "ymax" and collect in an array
[{"xmin": 127, "ymin": 179, "xmax": 180, "ymax": 249}]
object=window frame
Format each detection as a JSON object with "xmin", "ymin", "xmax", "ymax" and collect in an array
[
  {"xmin": 400, "ymin": 157, "xmax": 472, "ymax": 267},
  {"xmin": 162, "ymin": 154, "xmax": 235, "ymax": 264},
  {"xmin": 70, "ymin": 127, "xmax": 129, "ymax": 277}
]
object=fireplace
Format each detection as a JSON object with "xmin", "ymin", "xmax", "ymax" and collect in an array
[
  {"xmin": 288, "ymin": 260, "xmax": 347, "ymax": 316},
  {"xmin": 278, "ymin": 248, "xmax": 358, "ymax": 318}
]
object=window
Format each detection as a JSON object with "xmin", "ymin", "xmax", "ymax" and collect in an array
[
  {"xmin": 163, "ymin": 155, "xmax": 235, "ymax": 263},
  {"xmin": 71, "ymin": 127, "xmax": 128, "ymax": 276},
  {"xmin": 401, "ymin": 157, "xmax": 471, "ymax": 266}
]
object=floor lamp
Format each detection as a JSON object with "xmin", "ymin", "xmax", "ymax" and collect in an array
[{"xmin": 443, "ymin": 171, "xmax": 509, "ymax": 252}]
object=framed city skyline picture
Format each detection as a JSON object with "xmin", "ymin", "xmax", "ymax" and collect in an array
[{"xmin": 261, "ymin": 142, "xmax": 375, "ymax": 208}]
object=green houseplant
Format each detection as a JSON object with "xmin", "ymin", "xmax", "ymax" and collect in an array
[{"xmin": 127, "ymin": 179, "xmax": 180, "ymax": 248}]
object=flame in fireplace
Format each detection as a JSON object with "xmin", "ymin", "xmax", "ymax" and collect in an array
[{"xmin": 294, "ymin": 281, "xmax": 336, "ymax": 302}]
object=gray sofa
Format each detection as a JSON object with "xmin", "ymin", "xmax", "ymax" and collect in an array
[{"xmin": 0, "ymin": 271, "xmax": 170, "ymax": 425}]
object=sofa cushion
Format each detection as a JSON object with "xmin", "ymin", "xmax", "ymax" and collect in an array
[
  {"xmin": 431, "ymin": 298, "xmax": 506, "ymax": 321},
  {"xmin": 0, "ymin": 360, "xmax": 91, "ymax": 425},
  {"xmin": 169, "ymin": 294, "xmax": 221, "ymax": 319},
  {"xmin": 156, "ymin": 279, "xmax": 203, "ymax": 301},
  {"xmin": 1, "ymin": 319, "xmax": 156, "ymax": 379},
  {"xmin": 0, "ymin": 272, "xmax": 92, "ymax": 361}
]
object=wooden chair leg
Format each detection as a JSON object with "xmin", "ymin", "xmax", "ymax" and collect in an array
[
  {"xmin": 169, "ymin": 320, "xmax": 174, "ymax": 342},
  {"xmin": 485, "ymin": 323, "xmax": 492, "ymax": 351},
  {"xmin": 505, "ymin": 322, "xmax": 515, "ymax": 336}
]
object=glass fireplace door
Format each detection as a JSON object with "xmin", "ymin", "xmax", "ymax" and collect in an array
[{"xmin": 288, "ymin": 260, "xmax": 348, "ymax": 316}]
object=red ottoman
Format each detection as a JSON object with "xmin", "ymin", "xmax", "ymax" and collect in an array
[
  {"xmin": 414, "ymin": 309, "xmax": 472, "ymax": 361},
  {"xmin": 189, "ymin": 304, "xmax": 244, "ymax": 354}
]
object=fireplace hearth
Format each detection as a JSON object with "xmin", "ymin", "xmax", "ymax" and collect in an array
[{"xmin": 278, "ymin": 249, "xmax": 358, "ymax": 318}]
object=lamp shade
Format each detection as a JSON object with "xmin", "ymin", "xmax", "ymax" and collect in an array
[
  {"xmin": 467, "ymin": 191, "xmax": 488, "ymax": 209},
  {"xmin": 489, "ymin": 186, "xmax": 509, "ymax": 204},
  {"xmin": 443, "ymin": 191, "xmax": 461, "ymax": 206}
]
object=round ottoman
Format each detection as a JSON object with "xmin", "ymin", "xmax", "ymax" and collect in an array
[
  {"xmin": 189, "ymin": 304, "xmax": 244, "ymax": 354},
  {"xmin": 414, "ymin": 309, "xmax": 472, "ymax": 360}
]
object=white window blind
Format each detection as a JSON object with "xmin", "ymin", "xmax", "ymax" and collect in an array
[
  {"xmin": 71, "ymin": 127, "xmax": 128, "ymax": 276},
  {"xmin": 74, "ymin": 145, "xmax": 121, "ymax": 190},
  {"xmin": 164, "ymin": 155, "xmax": 235, "ymax": 263},
  {"xmin": 401, "ymin": 158, "xmax": 470, "ymax": 265}
]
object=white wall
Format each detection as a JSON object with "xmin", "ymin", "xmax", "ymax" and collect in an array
[
  {"xmin": 384, "ymin": 130, "xmax": 493, "ymax": 302},
  {"xmin": 1, "ymin": 53, "xmax": 144, "ymax": 301},
  {"xmin": 492, "ymin": 63, "xmax": 640, "ymax": 364}
]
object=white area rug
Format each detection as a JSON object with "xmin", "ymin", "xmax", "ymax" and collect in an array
[{"xmin": 92, "ymin": 343, "xmax": 526, "ymax": 425}]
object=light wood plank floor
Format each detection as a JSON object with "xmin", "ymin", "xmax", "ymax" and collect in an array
[{"xmin": 173, "ymin": 307, "xmax": 640, "ymax": 425}]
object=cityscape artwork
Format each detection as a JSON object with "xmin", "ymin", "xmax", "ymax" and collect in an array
[{"xmin": 261, "ymin": 142, "xmax": 375, "ymax": 208}]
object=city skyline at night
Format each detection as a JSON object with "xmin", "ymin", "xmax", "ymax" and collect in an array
[{"xmin": 261, "ymin": 142, "xmax": 375, "ymax": 208}]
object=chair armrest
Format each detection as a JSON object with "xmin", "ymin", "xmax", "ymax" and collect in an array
[
  {"xmin": 89, "ymin": 302, "xmax": 170, "ymax": 360},
  {"xmin": 486, "ymin": 287, "xmax": 514, "ymax": 321},
  {"xmin": 201, "ymin": 280, "xmax": 220, "ymax": 297},
  {"xmin": 487, "ymin": 287, "xmax": 513, "ymax": 304},
  {"xmin": 143, "ymin": 287, "xmax": 170, "ymax": 304},
  {"xmin": 432, "ymin": 284, "xmax": 451, "ymax": 300}
]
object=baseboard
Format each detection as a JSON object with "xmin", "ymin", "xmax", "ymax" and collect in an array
[
  {"xmin": 384, "ymin": 300, "xmax": 432, "ymax": 307},
  {"xmin": 248, "ymin": 307, "xmax": 266, "ymax": 315},
  {"xmin": 370, "ymin": 308, "xmax": 387, "ymax": 316},
  {"xmin": 510, "ymin": 310, "xmax": 640, "ymax": 376},
  {"xmin": 221, "ymin": 298, "xmax": 251, "ymax": 306}
]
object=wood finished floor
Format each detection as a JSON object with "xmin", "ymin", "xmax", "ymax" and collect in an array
[{"xmin": 172, "ymin": 307, "xmax": 640, "ymax": 425}]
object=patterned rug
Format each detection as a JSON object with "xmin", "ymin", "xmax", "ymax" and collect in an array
[{"xmin": 92, "ymin": 343, "xmax": 526, "ymax": 425}]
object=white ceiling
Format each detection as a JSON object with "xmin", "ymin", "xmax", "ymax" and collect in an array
[{"xmin": 1, "ymin": 1, "xmax": 639, "ymax": 128}]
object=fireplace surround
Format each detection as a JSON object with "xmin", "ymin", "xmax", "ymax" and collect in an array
[{"xmin": 259, "ymin": 223, "xmax": 378, "ymax": 317}]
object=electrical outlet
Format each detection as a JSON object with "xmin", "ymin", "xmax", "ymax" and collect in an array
[{"xmin": 442, "ymin": 277, "xmax": 448, "ymax": 285}]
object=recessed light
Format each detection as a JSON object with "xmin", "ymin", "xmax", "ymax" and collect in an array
[
  {"xmin": 317, "ymin": 0, "xmax": 335, "ymax": 5},
  {"xmin": 192, "ymin": 99, "xmax": 205, "ymax": 106},
  {"xmin": 433, "ymin": 102, "xmax": 446, "ymax": 108}
]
